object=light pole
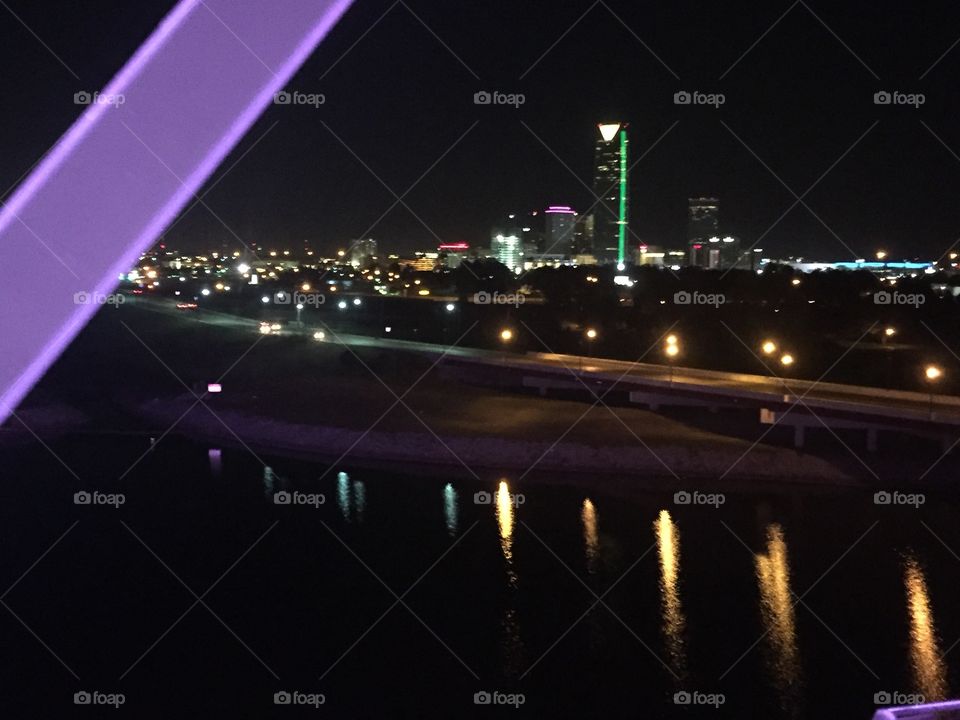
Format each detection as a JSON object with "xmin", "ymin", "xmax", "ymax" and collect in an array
[
  {"xmin": 779, "ymin": 353, "xmax": 795, "ymax": 398},
  {"xmin": 664, "ymin": 335, "xmax": 679, "ymax": 386},
  {"xmin": 925, "ymin": 365, "xmax": 942, "ymax": 421},
  {"xmin": 582, "ymin": 328, "xmax": 597, "ymax": 372},
  {"xmin": 296, "ymin": 302, "xmax": 304, "ymax": 327},
  {"xmin": 500, "ymin": 328, "xmax": 513, "ymax": 365}
]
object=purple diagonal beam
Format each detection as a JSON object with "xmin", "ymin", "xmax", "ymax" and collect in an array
[{"xmin": 0, "ymin": 0, "xmax": 353, "ymax": 422}]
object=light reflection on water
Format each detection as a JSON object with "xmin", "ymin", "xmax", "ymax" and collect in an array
[
  {"xmin": 337, "ymin": 471, "xmax": 350, "ymax": 521},
  {"xmin": 496, "ymin": 481, "xmax": 515, "ymax": 572},
  {"xmin": 903, "ymin": 554, "xmax": 948, "ymax": 700},
  {"xmin": 262, "ymin": 465, "xmax": 276, "ymax": 498},
  {"xmin": 353, "ymin": 480, "xmax": 366, "ymax": 523},
  {"xmin": 582, "ymin": 499, "xmax": 599, "ymax": 574},
  {"xmin": 255, "ymin": 459, "xmax": 954, "ymax": 704},
  {"xmin": 496, "ymin": 480, "xmax": 524, "ymax": 676},
  {"xmin": 654, "ymin": 509, "xmax": 687, "ymax": 680},
  {"xmin": 335, "ymin": 471, "xmax": 365, "ymax": 523},
  {"xmin": 208, "ymin": 448, "xmax": 222, "ymax": 477},
  {"xmin": 443, "ymin": 483, "xmax": 458, "ymax": 536},
  {"xmin": 755, "ymin": 524, "xmax": 802, "ymax": 716}
]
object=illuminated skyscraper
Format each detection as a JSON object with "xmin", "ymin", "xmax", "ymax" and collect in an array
[
  {"xmin": 687, "ymin": 197, "xmax": 719, "ymax": 267},
  {"xmin": 349, "ymin": 237, "xmax": 378, "ymax": 267},
  {"xmin": 492, "ymin": 228, "xmax": 523, "ymax": 271},
  {"xmin": 544, "ymin": 206, "xmax": 576, "ymax": 254},
  {"xmin": 590, "ymin": 123, "xmax": 629, "ymax": 265}
]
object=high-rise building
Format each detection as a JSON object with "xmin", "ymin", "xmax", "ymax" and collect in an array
[
  {"xmin": 687, "ymin": 197, "xmax": 719, "ymax": 267},
  {"xmin": 349, "ymin": 237, "xmax": 378, "ymax": 267},
  {"xmin": 492, "ymin": 228, "xmax": 523, "ymax": 271},
  {"xmin": 590, "ymin": 123, "xmax": 629, "ymax": 265},
  {"xmin": 438, "ymin": 242, "xmax": 470, "ymax": 269},
  {"xmin": 691, "ymin": 235, "xmax": 743, "ymax": 269},
  {"xmin": 544, "ymin": 206, "xmax": 576, "ymax": 255}
]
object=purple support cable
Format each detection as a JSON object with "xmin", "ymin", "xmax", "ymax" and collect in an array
[{"xmin": 0, "ymin": 0, "xmax": 353, "ymax": 422}]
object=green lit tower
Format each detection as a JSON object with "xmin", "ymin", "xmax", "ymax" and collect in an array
[{"xmin": 589, "ymin": 122, "xmax": 629, "ymax": 265}]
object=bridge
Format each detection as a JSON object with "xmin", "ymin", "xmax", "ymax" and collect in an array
[{"xmin": 136, "ymin": 295, "xmax": 960, "ymax": 454}]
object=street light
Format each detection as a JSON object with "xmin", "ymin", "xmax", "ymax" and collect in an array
[
  {"xmin": 664, "ymin": 338, "xmax": 679, "ymax": 386},
  {"xmin": 295, "ymin": 302, "xmax": 304, "ymax": 326},
  {"xmin": 581, "ymin": 328, "xmax": 598, "ymax": 371},
  {"xmin": 876, "ymin": 250, "xmax": 887, "ymax": 261},
  {"xmin": 499, "ymin": 328, "xmax": 514, "ymax": 366},
  {"xmin": 777, "ymin": 353, "xmax": 796, "ymax": 398},
  {"xmin": 925, "ymin": 364, "xmax": 943, "ymax": 420},
  {"xmin": 761, "ymin": 340, "xmax": 777, "ymax": 355}
]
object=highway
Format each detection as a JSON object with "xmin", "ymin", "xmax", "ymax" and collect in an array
[{"xmin": 131, "ymin": 295, "xmax": 960, "ymax": 429}]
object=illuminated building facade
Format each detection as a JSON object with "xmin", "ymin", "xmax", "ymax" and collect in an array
[
  {"xmin": 492, "ymin": 230, "xmax": 523, "ymax": 271},
  {"xmin": 544, "ymin": 206, "xmax": 576, "ymax": 254},
  {"xmin": 349, "ymin": 237, "xmax": 378, "ymax": 267},
  {"xmin": 438, "ymin": 242, "xmax": 470, "ymax": 269},
  {"xmin": 687, "ymin": 198, "xmax": 719, "ymax": 267},
  {"xmin": 590, "ymin": 123, "xmax": 629, "ymax": 265}
]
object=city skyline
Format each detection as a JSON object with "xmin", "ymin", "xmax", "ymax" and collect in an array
[
  {"xmin": 2, "ymin": 1, "xmax": 960, "ymax": 260},
  {"xmin": 4, "ymin": 2, "xmax": 960, "ymax": 717}
]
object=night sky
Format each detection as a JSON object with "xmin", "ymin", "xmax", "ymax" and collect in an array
[{"xmin": 2, "ymin": 0, "xmax": 960, "ymax": 259}]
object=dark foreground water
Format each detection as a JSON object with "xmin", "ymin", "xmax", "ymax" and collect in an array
[{"xmin": 0, "ymin": 435, "xmax": 958, "ymax": 718}]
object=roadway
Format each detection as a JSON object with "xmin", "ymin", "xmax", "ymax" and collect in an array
[{"xmin": 130, "ymin": 294, "xmax": 960, "ymax": 429}]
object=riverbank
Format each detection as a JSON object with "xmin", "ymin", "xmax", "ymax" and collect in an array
[{"xmin": 138, "ymin": 393, "xmax": 856, "ymax": 488}]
